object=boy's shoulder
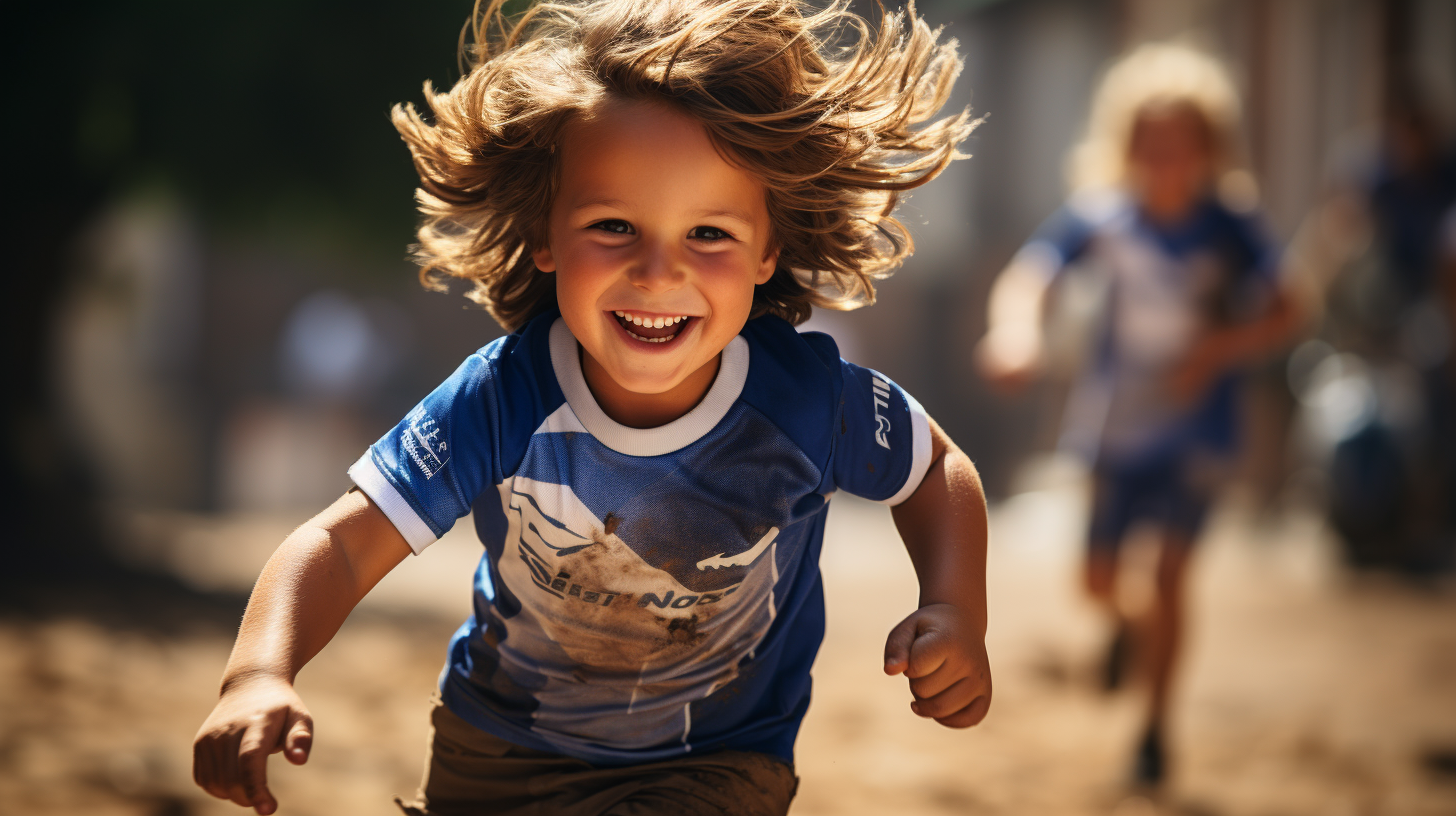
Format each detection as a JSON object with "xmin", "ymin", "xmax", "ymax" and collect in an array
[
  {"xmin": 464, "ymin": 310, "xmax": 567, "ymax": 396},
  {"xmin": 740, "ymin": 315, "xmax": 841, "ymax": 378},
  {"xmin": 738, "ymin": 315, "xmax": 844, "ymax": 404}
]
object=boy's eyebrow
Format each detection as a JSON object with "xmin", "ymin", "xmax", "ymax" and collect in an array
[
  {"xmin": 570, "ymin": 199, "xmax": 758, "ymax": 229},
  {"xmin": 691, "ymin": 208, "xmax": 756, "ymax": 228},
  {"xmin": 571, "ymin": 197, "xmax": 631, "ymax": 211}
]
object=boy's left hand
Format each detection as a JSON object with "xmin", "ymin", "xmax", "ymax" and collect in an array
[{"xmin": 883, "ymin": 602, "xmax": 992, "ymax": 728}]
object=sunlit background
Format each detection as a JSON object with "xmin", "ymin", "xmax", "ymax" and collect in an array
[{"xmin": 3, "ymin": 1, "xmax": 1454, "ymax": 814}]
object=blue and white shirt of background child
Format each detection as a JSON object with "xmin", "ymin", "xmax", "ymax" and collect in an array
[{"xmin": 1013, "ymin": 188, "xmax": 1281, "ymax": 467}]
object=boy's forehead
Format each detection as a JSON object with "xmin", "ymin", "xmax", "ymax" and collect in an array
[
  {"xmin": 562, "ymin": 97, "xmax": 708, "ymax": 158},
  {"xmin": 555, "ymin": 98, "xmax": 767, "ymax": 215}
]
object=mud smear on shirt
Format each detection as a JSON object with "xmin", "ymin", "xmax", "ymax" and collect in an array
[
  {"xmin": 665, "ymin": 613, "xmax": 707, "ymax": 646},
  {"xmin": 531, "ymin": 514, "xmax": 733, "ymax": 678}
]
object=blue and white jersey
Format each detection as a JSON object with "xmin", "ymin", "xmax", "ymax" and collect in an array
[
  {"xmin": 348, "ymin": 313, "xmax": 931, "ymax": 765},
  {"xmin": 1016, "ymin": 188, "xmax": 1281, "ymax": 465}
]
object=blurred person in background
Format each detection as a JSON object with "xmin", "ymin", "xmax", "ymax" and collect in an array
[
  {"xmin": 975, "ymin": 44, "xmax": 1302, "ymax": 788},
  {"xmin": 1288, "ymin": 82, "xmax": 1456, "ymax": 574}
]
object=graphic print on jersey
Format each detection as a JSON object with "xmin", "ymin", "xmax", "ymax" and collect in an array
[{"xmin": 488, "ymin": 410, "xmax": 813, "ymax": 749}]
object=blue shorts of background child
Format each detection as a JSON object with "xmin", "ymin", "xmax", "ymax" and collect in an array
[{"xmin": 192, "ymin": 2, "xmax": 992, "ymax": 814}]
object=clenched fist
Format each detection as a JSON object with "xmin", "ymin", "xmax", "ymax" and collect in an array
[
  {"xmin": 193, "ymin": 675, "xmax": 313, "ymax": 815},
  {"xmin": 883, "ymin": 602, "xmax": 992, "ymax": 729}
]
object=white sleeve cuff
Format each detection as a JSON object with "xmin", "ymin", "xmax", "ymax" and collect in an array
[
  {"xmin": 883, "ymin": 393, "xmax": 933, "ymax": 507},
  {"xmin": 348, "ymin": 452, "xmax": 439, "ymax": 555}
]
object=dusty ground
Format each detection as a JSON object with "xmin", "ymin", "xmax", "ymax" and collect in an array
[{"xmin": 2, "ymin": 479, "xmax": 1454, "ymax": 816}]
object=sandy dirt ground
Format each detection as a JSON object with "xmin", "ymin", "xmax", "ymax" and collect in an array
[{"xmin": 2, "ymin": 480, "xmax": 1454, "ymax": 816}]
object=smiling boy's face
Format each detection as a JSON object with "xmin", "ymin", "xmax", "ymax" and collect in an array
[{"xmin": 532, "ymin": 97, "xmax": 778, "ymax": 427}]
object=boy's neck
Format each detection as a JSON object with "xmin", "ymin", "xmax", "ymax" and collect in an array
[{"xmin": 579, "ymin": 348, "xmax": 722, "ymax": 429}]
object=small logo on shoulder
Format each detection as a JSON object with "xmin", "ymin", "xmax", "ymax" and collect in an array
[
  {"xmin": 402, "ymin": 407, "xmax": 450, "ymax": 480},
  {"xmin": 871, "ymin": 376, "xmax": 893, "ymax": 449}
]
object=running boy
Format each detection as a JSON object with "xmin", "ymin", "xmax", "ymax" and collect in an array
[
  {"xmin": 194, "ymin": 1, "xmax": 990, "ymax": 814},
  {"xmin": 977, "ymin": 44, "xmax": 1301, "ymax": 786}
]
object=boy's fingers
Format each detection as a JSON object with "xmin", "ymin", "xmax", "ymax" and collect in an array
[
  {"xmin": 227, "ymin": 783, "xmax": 255, "ymax": 809},
  {"xmin": 909, "ymin": 675, "xmax": 979, "ymax": 719},
  {"xmin": 237, "ymin": 720, "xmax": 282, "ymax": 815},
  {"xmin": 212, "ymin": 737, "xmax": 246, "ymax": 801},
  {"xmin": 903, "ymin": 628, "xmax": 948, "ymax": 680},
  {"xmin": 883, "ymin": 615, "xmax": 921, "ymax": 674},
  {"xmin": 194, "ymin": 737, "xmax": 228, "ymax": 799},
  {"xmin": 907, "ymin": 660, "xmax": 961, "ymax": 701},
  {"xmin": 284, "ymin": 710, "xmax": 314, "ymax": 764},
  {"xmin": 191, "ymin": 736, "xmax": 213, "ymax": 792},
  {"xmin": 934, "ymin": 692, "xmax": 992, "ymax": 729}
]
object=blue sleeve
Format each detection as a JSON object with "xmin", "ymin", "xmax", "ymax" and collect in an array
[
  {"xmin": 348, "ymin": 347, "xmax": 505, "ymax": 554},
  {"xmin": 1223, "ymin": 209, "xmax": 1284, "ymax": 315},
  {"xmin": 1230, "ymin": 210, "xmax": 1281, "ymax": 282},
  {"xmin": 1016, "ymin": 203, "xmax": 1099, "ymax": 280},
  {"xmin": 828, "ymin": 361, "xmax": 933, "ymax": 505}
]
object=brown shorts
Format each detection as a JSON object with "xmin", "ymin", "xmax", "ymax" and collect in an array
[{"xmin": 395, "ymin": 698, "xmax": 798, "ymax": 816}]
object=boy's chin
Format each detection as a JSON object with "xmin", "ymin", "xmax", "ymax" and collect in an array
[{"xmin": 611, "ymin": 364, "xmax": 698, "ymax": 396}]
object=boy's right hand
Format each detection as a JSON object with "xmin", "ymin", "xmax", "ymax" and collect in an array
[{"xmin": 193, "ymin": 674, "xmax": 313, "ymax": 815}]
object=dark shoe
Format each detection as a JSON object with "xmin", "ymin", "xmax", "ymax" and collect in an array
[
  {"xmin": 1133, "ymin": 728, "xmax": 1166, "ymax": 787},
  {"xmin": 1101, "ymin": 624, "xmax": 1131, "ymax": 692}
]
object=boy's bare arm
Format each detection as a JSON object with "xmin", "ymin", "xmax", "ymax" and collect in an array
[
  {"xmin": 193, "ymin": 489, "xmax": 412, "ymax": 815},
  {"xmin": 1169, "ymin": 284, "xmax": 1305, "ymax": 405},
  {"xmin": 975, "ymin": 255, "xmax": 1053, "ymax": 391},
  {"xmin": 884, "ymin": 417, "xmax": 992, "ymax": 729}
]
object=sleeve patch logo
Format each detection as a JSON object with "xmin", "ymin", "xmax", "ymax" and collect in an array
[
  {"xmin": 871, "ymin": 376, "xmax": 893, "ymax": 450},
  {"xmin": 402, "ymin": 407, "xmax": 449, "ymax": 480}
]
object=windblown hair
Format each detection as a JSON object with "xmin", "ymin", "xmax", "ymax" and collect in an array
[
  {"xmin": 1068, "ymin": 43, "xmax": 1257, "ymax": 208},
  {"xmin": 392, "ymin": 0, "xmax": 973, "ymax": 330}
]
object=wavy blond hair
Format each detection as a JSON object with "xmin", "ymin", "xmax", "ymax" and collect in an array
[
  {"xmin": 391, "ymin": 0, "xmax": 973, "ymax": 330},
  {"xmin": 1068, "ymin": 43, "xmax": 1256, "ymax": 206}
]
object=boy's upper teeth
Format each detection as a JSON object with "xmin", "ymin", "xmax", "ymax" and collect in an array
[{"xmin": 614, "ymin": 311, "xmax": 687, "ymax": 328}]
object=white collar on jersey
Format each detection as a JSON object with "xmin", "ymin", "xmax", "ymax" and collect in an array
[{"xmin": 548, "ymin": 318, "xmax": 750, "ymax": 457}]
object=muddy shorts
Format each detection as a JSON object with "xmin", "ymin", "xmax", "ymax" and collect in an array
[{"xmin": 394, "ymin": 698, "xmax": 798, "ymax": 816}]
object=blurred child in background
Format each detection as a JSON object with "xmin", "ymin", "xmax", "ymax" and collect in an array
[
  {"xmin": 1289, "ymin": 84, "xmax": 1456, "ymax": 572},
  {"xmin": 977, "ymin": 44, "xmax": 1302, "ymax": 787}
]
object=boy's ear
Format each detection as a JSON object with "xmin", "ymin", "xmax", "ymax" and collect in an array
[
  {"xmin": 532, "ymin": 244, "xmax": 556, "ymax": 273},
  {"xmin": 755, "ymin": 247, "xmax": 779, "ymax": 285}
]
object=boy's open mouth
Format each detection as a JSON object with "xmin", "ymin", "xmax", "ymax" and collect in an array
[{"xmin": 614, "ymin": 311, "xmax": 694, "ymax": 344}]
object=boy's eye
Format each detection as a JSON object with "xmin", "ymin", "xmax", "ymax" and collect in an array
[
  {"xmin": 688, "ymin": 226, "xmax": 733, "ymax": 242},
  {"xmin": 590, "ymin": 219, "xmax": 633, "ymax": 234}
]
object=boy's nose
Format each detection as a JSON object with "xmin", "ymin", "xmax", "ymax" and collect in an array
[{"xmin": 627, "ymin": 241, "xmax": 686, "ymax": 292}]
